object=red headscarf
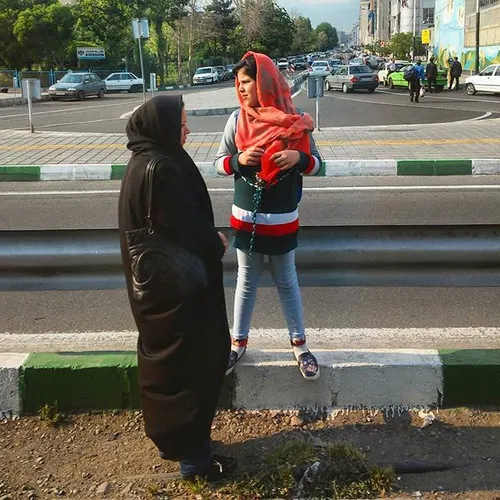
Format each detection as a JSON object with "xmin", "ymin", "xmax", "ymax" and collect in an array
[{"xmin": 234, "ymin": 52, "xmax": 314, "ymax": 182}]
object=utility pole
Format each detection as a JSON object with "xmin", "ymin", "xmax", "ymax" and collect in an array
[
  {"xmin": 411, "ymin": 0, "xmax": 417, "ymax": 61},
  {"xmin": 475, "ymin": 0, "xmax": 481, "ymax": 74}
]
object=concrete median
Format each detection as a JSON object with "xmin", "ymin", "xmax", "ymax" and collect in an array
[
  {"xmin": 2, "ymin": 345, "xmax": 499, "ymax": 418},
  {"xmin": 1, "ymin": 159, "xmax": 500, "ymax": 181}
]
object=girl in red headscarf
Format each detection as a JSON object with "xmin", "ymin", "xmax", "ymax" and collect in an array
[{"xmin": 215, "ymin": 52, "xmax": 321, "ymax": 380}]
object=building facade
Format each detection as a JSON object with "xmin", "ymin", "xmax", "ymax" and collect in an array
[{"xmin": 389, "ymin": 0, "xmax": 434, "ymax": 35}]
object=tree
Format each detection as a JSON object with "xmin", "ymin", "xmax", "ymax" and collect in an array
[
  {"xmin": 74, "ymin": 0, "xmax": 135, "ymax": 66},
  {"xmin": 389, "ymin": 32, "xmax": 422, "ymax": 59},
  {"xmin": 14, "ymin": 3, "xmax": 74, "ymax": 68},
  {"xmin": 259, "ymin": 4, "xmax": 294, "ymax": 57},
  {"xmin": 205, "ymin": 0, "xmax": 237, "ymax": 57},
  {"xmin": 315, "ymin": 22, "xmax": 338, "ymax": 50},
  {"xmin": 291, "ymin": 16, "xmax": 313, "ymax": 55}
]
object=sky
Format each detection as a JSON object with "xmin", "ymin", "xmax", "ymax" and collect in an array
[{"xmin": 278, "ymin": 0, "xmax": 358, "ymax": 31}]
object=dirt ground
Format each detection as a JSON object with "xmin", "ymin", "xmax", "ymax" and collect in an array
[{"xmin": 1, "ymin": 408, "xmax": 500, "ymax": 499}]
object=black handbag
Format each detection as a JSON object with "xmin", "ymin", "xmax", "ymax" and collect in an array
[{"xmin": 126, "ymin": 156, "xmax": 208, "ymax": 305}]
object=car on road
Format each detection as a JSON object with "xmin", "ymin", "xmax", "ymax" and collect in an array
[
  {"xmin": 292, "ymin": 57, "xmax": 307, "ymax": 71},
  {"xmin": 192, "ymin": 66, "xmax": 219, "ymax": 85},
  {"xmin": 377, "ymin": 61, "xmax": 409, "ymax": 86},
  {"xmin": 215, "ymin": 66, "xmax": 230, "ymax": 81},
  {"xmin": 104, "ymin": 72, "xmax": 143, "ymax": 93},
  {"xmin": 48, "ymin": 72, "xmax": 106, "ymax": 101},
  {"xmin": 277, "ymin": 58, "xmax": 289, "ymax": 71},
  {"xmin": 226, "ymin": 64, "xmax": 236, "ymax": 78},
  {"xmin": 325, "ymin": 64, "xmax": 378, "ymax": 93},
  {"xmin": 465, "ymin": 64, "xmax": 500, "ymax": 95},
  {"xmin": 309, "ymin": 60, "xmax": 331, "ymax": 77},
  {"xmin": 386, "ymin": 63, "xmax": 447, "ymax": 90}
]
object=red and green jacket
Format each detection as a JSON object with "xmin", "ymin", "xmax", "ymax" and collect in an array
[{"xmin": 214, "ymin": 110, "xmax": 322, "ymax": 255}]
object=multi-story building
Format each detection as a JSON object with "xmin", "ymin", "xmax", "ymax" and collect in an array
[
  {"xmin": 389, "ymin": 0, "xmax": 435, "ymax": 35},
  {"xmin": 376, "ymin": 0, "xmax": 391, "ymax": 42},
  {"xmin": 358, "ymin": 0, "xmax": 371, "ymax": 45}
]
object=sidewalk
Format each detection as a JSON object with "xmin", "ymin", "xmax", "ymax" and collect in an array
[{"xmin": 0, "ymin": 119, "xmax": 500, "ymax": 180}]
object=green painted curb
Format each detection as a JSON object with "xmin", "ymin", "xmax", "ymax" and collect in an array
[
  {"xmin": 21, "ymin": 352, "xmax": 140, "ymax": 413},
  {"xmin": 111, "ymin": 164, "xmax": 127, "ymax": 180},
  {"xmin": 0, "ymin": 165, "xmax": 41, "ymax": 181},
  {"xmin": 317, "ymin": 160, "xmax": 326, "ymax": 177},
  {"xmin": 439, "ymin": 349, "xmax": 500, "ymax": 407},
  {"xmin": 397, "ymin": 160, "xmax": 472, "ymax": 176},
  {"xmin": 19, "ymin": 351, "xmax": 236, "ymax": 414}
]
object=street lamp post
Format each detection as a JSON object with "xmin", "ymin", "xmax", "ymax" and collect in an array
[
  {"xmin": 475, "ymin": 0, "xmax": 481, "ymax": 74},
  {"xmin": 132, "ymin": 18, "xmax": 150, "ymax": 103},
  {"xmin": 411, "ymin": 0, "xmax": 417, "ymax": 60}
]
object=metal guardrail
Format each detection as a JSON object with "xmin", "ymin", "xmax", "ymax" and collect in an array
[{"xmin": 1, "ymin": 226, "xmax": 500, "ymax": 291}]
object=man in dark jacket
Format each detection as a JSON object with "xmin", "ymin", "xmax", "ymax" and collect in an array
[
  {"xmin": 426, "ymin": 57, "xmax": 438, "ymax": 93},
  {"xmin": 449, "ymin": 56, "xmax": 463, "ymax": 91}
]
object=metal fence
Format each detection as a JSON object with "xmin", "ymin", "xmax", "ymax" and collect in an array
[{"xmin": 1, "ymin": 225, "xmax": 500, "ymax": 292}]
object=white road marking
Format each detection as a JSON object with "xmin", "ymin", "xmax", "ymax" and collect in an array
[
  {"xmin": 2, "ymin": 184, "xmax": 500, "ymax": 196},
  {"xmin": 377, "ymin": 87, "xmax": 500, "ymax": 105},
  {"xmin": 322, "ymin": 92, "xmax": 494, "ymax": 121},
  {"xmin": 0, "ymin": 99, "xmax": 143, "ymax": 120},
  {"xmin": 120, "ymin": 105, "xmax": 143, "ymax": 120},
  {"xmin": 1, "ymin": 327, "xmax": 499, "ymax": 351}
]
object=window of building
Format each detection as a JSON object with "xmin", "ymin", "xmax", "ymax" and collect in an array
[
  {"xmin": 479, "ymin": 0, "xmax": 500, "ymax": 8},
  {"xmin": 423, "ymin": 7, "xmax": 434, "ymax": 25}
]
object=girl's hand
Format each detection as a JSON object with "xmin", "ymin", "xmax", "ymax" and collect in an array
[
  {"xmin": 271, "ymin": 150, "xmax": 301, "ymax": 171},
  {"xmin": 239, "ymin": 147, "xmax": 264, "ymax": 166}
]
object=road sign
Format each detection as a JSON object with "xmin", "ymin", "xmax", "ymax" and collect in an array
[
  {"xmin": 76, "ymin": 47, "xmax": 106, "ymax": 60},
  {"xmin": 131, "ymin": 19, "xmax": 150, "ymax": 39}
]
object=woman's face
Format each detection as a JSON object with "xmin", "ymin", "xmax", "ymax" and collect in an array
[
  {"xmin": 180, "ymin": 107, "xmax": 190, "ymax": 146},
  {"xmin": 237, "ymin": 69, "xmax": 258, "ymax": 107}
]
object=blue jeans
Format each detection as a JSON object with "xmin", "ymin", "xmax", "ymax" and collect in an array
[
  {"xmin": 233, "ymin": 249, "xmax": 305, "ymax": 342},
  {"xmin": 179, "ymin": 440, "xmax": 213, "ymax": 477}
]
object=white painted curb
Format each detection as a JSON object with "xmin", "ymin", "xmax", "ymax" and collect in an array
[
  {"xmin": 472, "ymin": 159, "xmax": 500, "ymax": 175},
  {"xmin": 234, "ymin": 349, "xmax": 443, "ymax": 412},
  {"xmin": 0, "ymin": 353, "xmax": 29, "ymax": 417},
  {"xmin": 40, "ymin": 164, "xmax": 112, "ymax": 181},
  {"xmin": 324, "ymin": 160, "xmax": 397, "ymax": 177}
]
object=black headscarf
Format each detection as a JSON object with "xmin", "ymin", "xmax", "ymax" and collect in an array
[{"xmin": 126, "ymin": 95, "xmax": 187, "ymax": 163}]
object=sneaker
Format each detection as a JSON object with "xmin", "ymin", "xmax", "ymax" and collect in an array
[
  {"xmin": 296, "ymin": 350, "xmax": 320, "ymax": 381},
  {"xmin": 183, "ymin": 454, "xmax": 237, "ymax": 483},
  {"xmin": 225, "ymin": 339, "xmax": 247, "ymax": 376}
]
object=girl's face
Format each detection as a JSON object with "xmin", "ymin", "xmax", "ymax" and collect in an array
[
  {"xmin": 180, "ymin": 107, "xmax": 190, "ymax": 146},
  {"xmin": 237, "ymin": 69, "xmax": 258, "ymax": 107}
]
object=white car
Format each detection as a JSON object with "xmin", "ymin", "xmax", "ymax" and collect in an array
[
  {"xmin": 465, "ymin": 64, "xmax": 500, "ymax": 95},
  {"xmin": 104, "ymin": 72, "xmax": 143, "ymax": 92},
  {"xmin": 277, "ymin": 58, "xmax": 289, "ymax": 71},
  {"xmin": 378, "ymin": 61, "xmax": 408, "ymax": 86},
  {"xmin": 193, "ymin": 67, "xmax": 219, "ymax": 85},
  {"xmin": 309, "ymin": 60, "xmax": 331, "ymax": 77}
]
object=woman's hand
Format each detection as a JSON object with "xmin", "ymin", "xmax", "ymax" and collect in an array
[
  {"xmin": 271, "ymin": 150, "xmax": 301, "ymax": 171},
  {"xmin": 218, "ymin": 231, "xmax": 229, "ymax": 254},
  {"xmin": 239, "ymin": 147, "xmax": 264, "ymax": 166}
]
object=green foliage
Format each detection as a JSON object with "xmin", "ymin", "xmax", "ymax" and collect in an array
[
  {"xmin": 205, "ymin": 0, "xmax": 237, "ymax": 57},
  {"xmin": 316, "ymin": 22, "xmax": 338, "ymax": 50},
  {"xmin": 389, "ymin": 32, "xmax": 423, "ymax": 59},
  {"xmin": 14, "ymin": 3, "xmax": 74, "ymax": 68},
  {"xmin": 291, "ymin": 16, "xmax": 313, "ymax": 55},
  {"xmin": 38, "ymin": 401, "xmax": 66, "ymax": 426}
]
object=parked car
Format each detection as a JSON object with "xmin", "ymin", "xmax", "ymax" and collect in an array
[
  {"xmin": 192, "ymin": 66, "xmax": 219, "ymax": 85},
  {"xmin": 104, "ymin": 72, "xmax": 143, "ymax": 92},
  {"xmin": 377, "ymin": 61, "xmax": 409, "ymax": 86},
  {"xmin": 325, "ymin": 64, "xmax": 378, "ymax": 93},
  {"xmin": 465, "ymin": 64, "xmax": 500, "ymax": 95},
  {"xmin": 309, "ymin": 60, "xmax": 331, "ymax": 77},
  {"xmin": 226, "ymin": 64, "xmax": 236, "ymax": 78},
  {"xmin": 215, "ymin": 66, "xmax": 230, "ymax": 81},
  {"xmin": 48, "ymin": 72, "xmax": 106, "ymax": 101},
  {"xmin": 387, "ymin": 63, "xmax": 447, "ymax": 90}
]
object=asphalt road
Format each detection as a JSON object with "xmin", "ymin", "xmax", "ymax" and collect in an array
[
  {"xmin": 1, "ymin": 81, "xmax": 499, "ymax": 134},
  {"xmin": 2, "ymin": 176, "xmax": 500, "ymax": 229}
]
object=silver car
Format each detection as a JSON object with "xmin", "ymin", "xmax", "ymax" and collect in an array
[
  {"xmin": 48, "ymin": 72, "xmax": 106, "ymax": 101},
  {"xmin": 325, "ymin": 65, "xmax": 379, "ymax": 93}
]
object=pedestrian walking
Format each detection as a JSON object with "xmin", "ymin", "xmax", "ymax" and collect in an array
[
  {"xmin": 449, "ymin": 56, "xmax": 463, "ymax": 91},
  {"xmin": 118, "ymin": 95, "xmax": 236, "ymax": 483},
  {"xmin": 407, "ymin": 60, "xmax": 425, "ymax": 103},
  {"xmin": 426, "ymin": 57, "xmax": 438, "ymax": 93},
  {"xmin": 214, "ymin": 52, "xmax": 322, "ymax": 381}
]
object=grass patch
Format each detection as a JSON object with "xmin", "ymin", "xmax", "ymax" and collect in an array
[
  {"xmin": 38, "ymin": 401, "xmax": 66, "ymax": 426},
  {"xmin": 178, "ymin": 440, "xmax": 395, "ymax": 499}
]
